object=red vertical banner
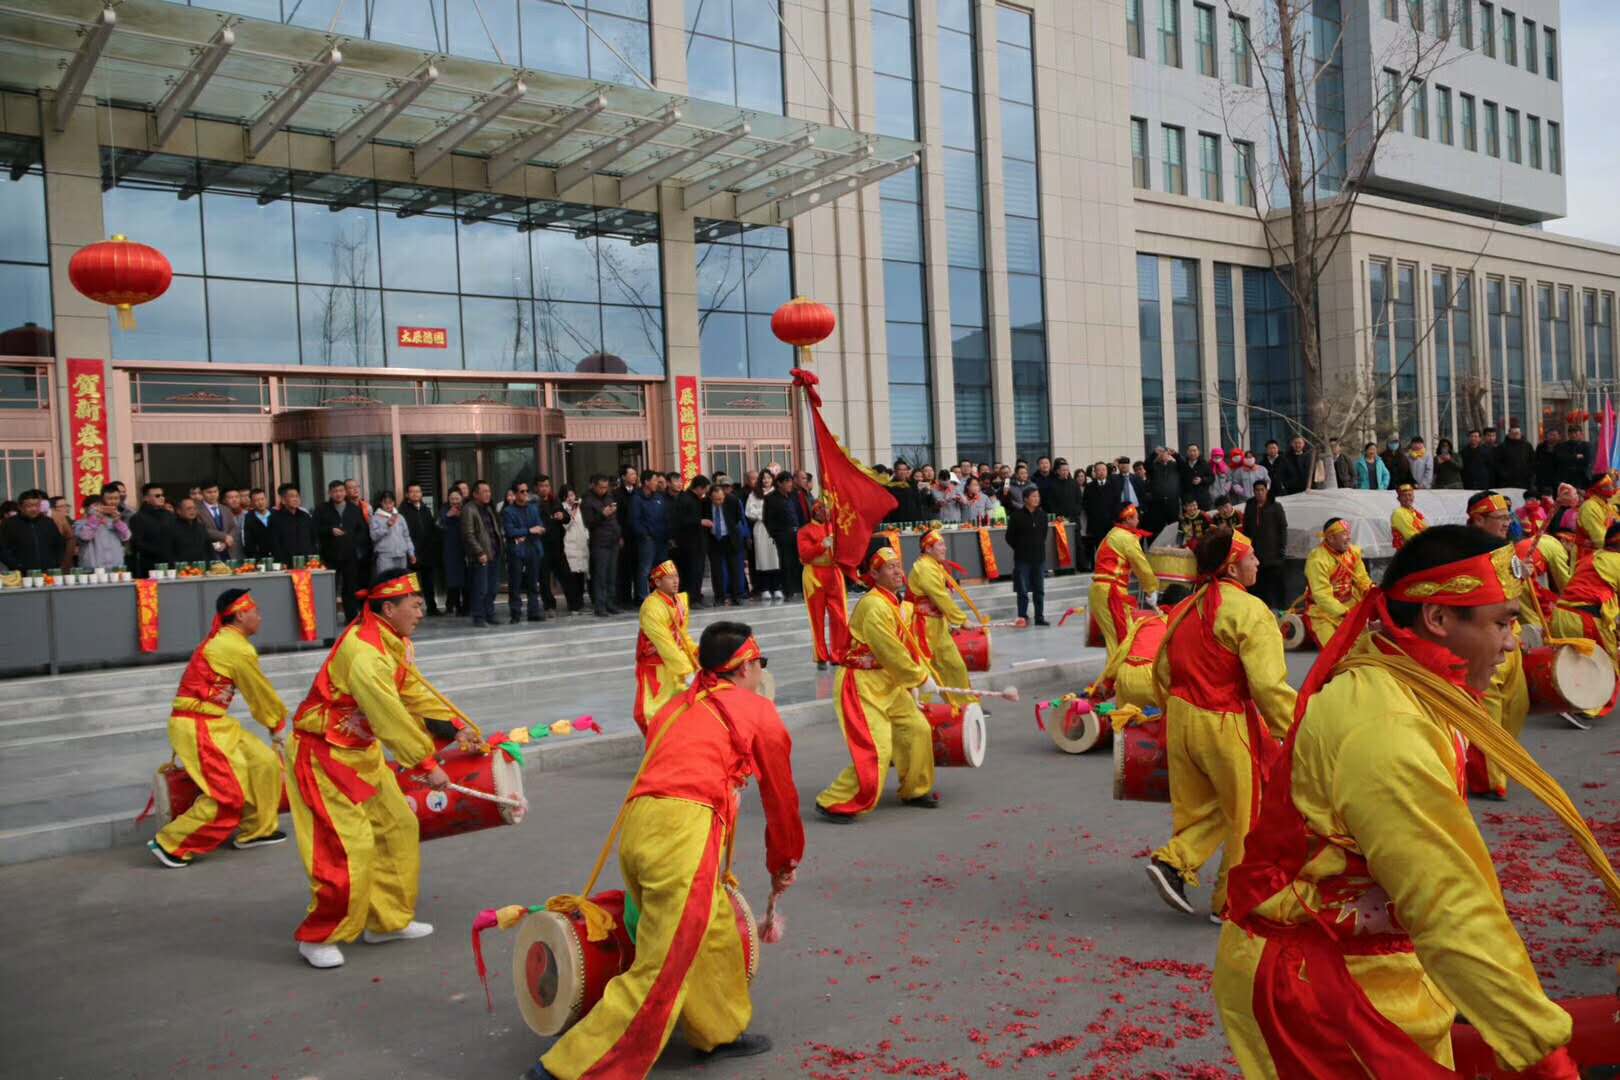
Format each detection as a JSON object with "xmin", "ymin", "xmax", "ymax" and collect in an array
[
  {"xmin": 675, "ymin": 375, "xmax": 701, "ymax": 482},
  {"xmin": 67, "ymin": 359, "xmax": 110, "ymax": 501}
]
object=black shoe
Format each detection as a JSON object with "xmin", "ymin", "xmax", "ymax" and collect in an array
[
  {"xmin": 816, "ymin": 660, "xmax": 828, "ymax": 670},
  {"xmin": 814, "ymin": 804, "xmax": 855, "ymax": 825},
  {"xmin": 232, "ymin": 830, "xmax": 287, "ymax": 850},
  {"xmin": 523, "ymin": 1063, "xmax": 558, "ymax": 1080},
  {"xmin": 702, "ymin": 1033, "xmax": 773, "ymax": 1060},
  {"xmin": 472, "ymin": 619, "xmax": 487, "ymax": 628},
  {"xmin": 528, "ymin": 615, "xmax": 544, "ymax": 623},
  {"xmin": 1472, "ymin": 790, "xmax": 1507, "ymax": 802},
  {"xmin": 594, "ymin": 610, "xmax": 610, "ymax": 618},
  {"xmin": 1146, "ymin": 857, "xmax": 1195, "ymax": 915},
  {"xmin": 901, "ymin": 793, "xmax": 940, "ymax": 809},
  {"xmin": 509, "ymin": 614, "xmax": 522, "ymax": 624},
  {"xmin": 1034, "ymin": 617, "xmax": 1051, "ymax": 626},
  {"xmin": 607, "ymin": 606, "xmax": 622, "ymax": 615}
]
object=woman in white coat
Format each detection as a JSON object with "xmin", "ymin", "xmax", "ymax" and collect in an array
[
  {"xmin": 561, "ymin": 484, "xmax": 591, "ymax": 612},
  {"xmin": 745, "ymin": 471, "xmax": 783, "ymax": 601}
]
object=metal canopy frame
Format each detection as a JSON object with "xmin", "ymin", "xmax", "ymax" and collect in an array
[
  {"xmin": 486, "ymin": 94, "xmax": 606, "ymax": 186},
  {"xmin": 153, "ymin": 22, "xmax": 234, "ymax": 144},
  {"xmin": 332, "ymin": 60, "xmax": 437, "ymax": 168}
]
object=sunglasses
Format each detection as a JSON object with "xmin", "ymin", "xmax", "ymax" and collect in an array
[{"xmin": 754, "ymin": 656, "xmax": 769, "ymax": 669}]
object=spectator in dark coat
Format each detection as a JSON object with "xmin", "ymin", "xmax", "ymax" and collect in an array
[
  {"xmin": 1534, "ymin": 427, "xmax": 1563, "ymax": 490},
  {"xmin": 240, "ymin": 488, "xmax": 275, "ymax": 561},
  {"xmin": 129, "ymin": 483, "xmax": 179, "ymax": 578},
  {"xmin": 1179, "ymin": 444, "xmax": 1216, "ymax": 510},
  {"xmin": 1081, "ymin": 462, "xmax": 1117, "ymax": 572},
  {"xmin": 533, "ymin": 475, "xmax": 569, "ymax": 614},
  {"xmin": 1259, "ymin": 440, "xmax": 1285, "ymax": 488},
  {"xmin": 764, "ymin": 472, "xmax": 804, "ymax": 600},
  {"xmin": 612, "ymin": 465, "xmax": 639, "ymax": 608},
  {"xmin": 1043, "ymin": 460, "xmax": 1083, "ymax": 524},
  {"xmin": 1005, "ymin": 488, "xmax": 1050, "ymax": 624},
  {"xmin": 703, "ymin": 482, "xmax": 747, "ymax": 604},
  {"xmin": 268, "ymin": 484, "xmax": 318, "ymax": 568},
  {"xmin": 1379, "ymin": 439, "xmax": 1414, "ymax": 489},
  {"xmin": 627, "ymin": 474, "xmax": 671, "ymax": 602},
  {"xmin": 0, "ymin": 489, "xmax": 64, "ymax": 573},
  {"xmin": 313, "ymin": 480, "xmax": 367, "ymax": 622},
  {"xmin": 583, "ymin": 474, "xmax": 623, "ymax": 617},
  {"xmin": 883, "ymin": 461, "xmax": 928, "ymax": 523},
  {"xmin": 171, "ymin": 498, "xmax": 215, "ymax": 564},
  {"xmin": 1555, "ymin": 424, "xmax": 1592, "ymax": 489},
  {"xmin": 399, "ymin": 483, "xmax": 440, "ymax": 616},
  {"xmin": 1432, "ymin": 445, "xmax": 1464, "ymax": 489},
  {"xmin": 437, "ymin": 488, "xmax": 469, "ymax": 616},
  {"xmin": 1276, "ymin": 435, "xmax": 1316, "ymax": 496},
  {"xmin": 461, "ymin": 480, "xmax": 505, "ymax": 627},
  {"xmin": 1325, "ymin": 437, "xmax": 1355, "ymax": 490},
  {"xmin": 1461, "ymin": 429, "xmax": 1494, "ymax": 489},
  {"xmin": 1494, "ymin": 424, "xmax": 1535, "ymax": 489},
  {"xmin": 671, "ymin": 476, "xmax": 712, "ymax": 606},
  {"xmin": 1241, "ymin": 479, "xmax": 1288, "ymax": 610},
  {"xmin": 1146, "ymin": 448, "xmax": 1182, "ymax": 536}
]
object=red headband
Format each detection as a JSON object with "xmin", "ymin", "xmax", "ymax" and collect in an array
[
  {"xmin": 713, "ymin": 635, "xmax": 761, "ymax": 673},
  {"xmin": 1468, "ymin": 493, "xmax": 1510, "ymax": 518},
  {"xmin": 359, "ymin": 573, "xmax": 421, "ymax": 601},
  {"xmin": 210, "ymin": 592, "xmax": 257, "ymax": 636}
]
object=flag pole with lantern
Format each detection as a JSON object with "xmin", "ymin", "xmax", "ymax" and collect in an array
[{"xmin": 773, "ymin": 297, "xmax": 897, "ymax": 580}]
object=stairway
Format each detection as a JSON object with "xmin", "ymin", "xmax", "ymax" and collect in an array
[{"xmin": 0, "ymin": 576, "xmax": 1098, "ymax": 865}]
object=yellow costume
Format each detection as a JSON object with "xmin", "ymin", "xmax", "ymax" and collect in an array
[
  {"xmin": 154, "ymin": 605, "xmax": 287, "ymax": 860},
  {"xmin": 1088, "ymin": 517, "xmax": 1159, "ymax": 658},
  {"xmin": 817, "ymin": 556, "xmax": 935, "ymax": 815},
  {"xmin": 1389, "ymin": 505, "xmax": 1427, "ymax": 549},
  {"xmin": 1303, "ymin": 539, "xmax": 1370, "ymax": 647},
  {"xmin": 1552, "ymin": 548, "xmax": 1620, "ymax": 672},
  {"xmin": 1150, "ymin": 572, "xmax": 1295, "ymax": 915},
  {"xmin": 907, "ymin": 539, "xmax": 972, "ymax": 710},
  {"xmin": 1478, "ymin": 633, "xmax": 1530, "ymax": 798},
  {"xmin": 1104, "ymin": 611, "xmax": 1167, "ymax": 710},
  {"xmin": 285, "ymin": 577, "xmax": 475, "ymax": 945},
  {"xmin": 632, "ymin": 574, "xmax": 698, "ymax": 735},
  {"xmin": 1577, "ymin": 492, "xmax": 1613, "ymax": 549}
]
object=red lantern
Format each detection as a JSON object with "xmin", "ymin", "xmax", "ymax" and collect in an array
[
  {"xmin": 69, "ymin": 235, "xmax": 173, "ymax": 331},
  {"xmin": 771, "ymin": 296, "xmax": 837, "ymax": 350}
]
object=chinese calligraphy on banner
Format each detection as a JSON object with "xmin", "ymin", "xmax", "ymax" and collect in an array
[
  {"xmin": 675, "ymin": 375, "xmax": 701, "ymax": 483},
  {"xmin": 66, "ymin": 359, "xmax": 109, "ymax": 499},
  {"xmin": 396, "ymin": 326, "xmax": 448, "ymax": 348}
]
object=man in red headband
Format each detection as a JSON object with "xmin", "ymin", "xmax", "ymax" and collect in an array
[
  {"xmin": 815, "ymin": 545, "xmax": 938, "ymax": 821},
  {"xmin": 1214, "ymin": 525, "xmax": 1583, "ymax": 1077},
  {"xmin": 1145, "ymin": 530, "xmax": 1295, "ymax": 923},
  {"xmin": 531, "ymin": 621, "xmax": 801, "ymax": 1080},
  {"xmin": 284, "ymin": 568, "xmax": 482, "ymax": 969},
  {"xmin": 1302, "ymin": 516, "xmax": 1370, "ymax": 647},
  {"xmin": 632, "ymin": 560, "xmax": 699, "ymax": 735},
  {"xmin": 1469, "ymin": 490, "xmax": 1530, "ymax": 799},
  {"xmin": 1578, "ymin": 473, "xmax": 1616, "ymax": 549},
  {"xmin": 907, "ymin": 528, "xmax": 974, "ymax": 711},
  {"xmin": 1088, "ymin": 503, "xmax": 1160, "ymax": 657},
  {"xmin": 148, "ymin": 588, "xmax": 289, "ymax": 868},
  {"xmin": 1390, "ymin": 484, "xmax": 1426, "ymax": 551},
  {"xmin": 797, "ymin": 499, "xmax": 850, "ymax": 670}
]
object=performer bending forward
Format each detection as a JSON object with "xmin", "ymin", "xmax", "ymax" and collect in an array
[
  {"xmin": 1215, "ymin": 526, "xmax": 1581, "ymax": 1077},
  {"xmin": 529, "ymin": 621, "xmax": 802, "ymax": 1080},
  {"xmin": 1145, "ymin": 530, "xmax": 1294, "ymax": 923},
  {"xmin": 285, "ymin": 569, "xmax": 481, "ymax": 969},
  {"xmin": 633, "ymin": 560, "xmax": 699, "ymax": 735},
  {"xmin": 908, "ymin": 528, "xmax": 974, "ymax": 712},
  {"xmin": 149, "ymin": 588, "xmax": 288, "ymax": 867},
  {"xmin": 816, "ymin": 546, "xmax": 938, "ymax": 822},
  {"xmin": 1088, "ymin": 504, "xmax": 1159, "ymax": 658}
]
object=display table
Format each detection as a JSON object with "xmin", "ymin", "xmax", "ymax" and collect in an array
[
  {"xmin": 878, "ymin": 523, "xmax": 1068, "ymax": 581},
  {"xmin": 0, "ymin": 571, "xmax": 337, "ymax": 675}
]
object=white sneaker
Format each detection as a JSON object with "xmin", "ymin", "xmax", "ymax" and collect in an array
[
  {"xmin": 299, "ymin": 941, "xmax": 345, "ymax": 969},
  {"xmin": 1209, "ymin": 913, "xmax": 1224, "ymax": 926},
  {"xmin": 773, "ymin": 590, "xmax": 785, "ymax": 603},
  {"xmin": 363, "ymin": 921, "xmax": 434, "ymax": 944}
]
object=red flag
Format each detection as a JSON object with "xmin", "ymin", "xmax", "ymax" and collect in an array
[{"xmin": 792, "ymin": 368, "xmax": 896, "ymax": 576}]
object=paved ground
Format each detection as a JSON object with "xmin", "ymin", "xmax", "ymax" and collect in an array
[{"xmin": 3, "ymin": 660, "xmax": 1618, "ymax": 1079}]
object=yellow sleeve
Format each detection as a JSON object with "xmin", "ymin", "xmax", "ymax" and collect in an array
[
  {"xmin": 641, "ymin": 596, "xmax": 697, "ymax": 679},
  {"xmin": 1305, "ymin": 549, "xmax": 1348, "ymax": 618},
  {"xmin": 208, "ymin": 633, "xmax": 287, "ymax": 734},
  {"xmin": 1391, "ymin": 508, "xmax": 1418, "ymax": 542},
  {"xmin": 1595, "ymin": 550, "xmax": 1620, "ymax": 592},
  {"xmin": 396, "ymin": 666, "xmax": 466, "ymax": 727},
  {"xmin": 347, "ymin": 650, "xmax": 439, "ymax": 770},
  {"xmin": 1351, "ymin": 548, "xmax": 1372, "ymax": 596},
  {"xmin": 1115, "ymin": 531, "xmax": 1159, "ymax": 592},
  {"xmin": 1218, "ymin": 591, "xmax": 1297, "ymax": 739},
  {"xmin": 1579, "ymin": 498, "xmax": 1609, "ymax": 549},
  {"xmin": 1541, "ymin": 537, "xmax": 1572, "ymax": 590},
  {"xmin": 909, "ymin": 559, "xmax": 967, "ymax": 626},
  {"xmin": 855, "ymin": 597, "xmax": 929, "ymax": 689},
  {"xmin": 1333, "ymin": 717, "xmax": 1572, "ymax": 1070},
  {"xmin": 679, "ymin": 597, "xmax": 699, "ymax": 662}
]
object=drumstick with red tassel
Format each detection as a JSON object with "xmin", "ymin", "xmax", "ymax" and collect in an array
[
  {"xmin": 936, "ymin": 685, "xmax": 1021, "ymax": 703},
  {"xmin": 759, "ymin": 869, "xmax": 796, "ymax": 944}
]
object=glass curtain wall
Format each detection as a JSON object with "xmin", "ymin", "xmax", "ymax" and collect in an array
[
  {"xmin": 1311, "ymin": 0, "xmax": 1347, "ymax": 193},
  {"xmin": 1171, "ymin": 259, "xmax": 1204, "ymax": 450},
  {"xmin": 685, "ymin": 0, "xmax": 784, "ymax": 112},
  {"xmin": 1394, "ymin": 263, "xmax": 1418, "ymax": 436},
  {"xmin": 695, "ymin": 222, "xmax": 793, "ymax": 379},
  {"xmin": 998, "ymin": 5, "xmax": 1049, "ymax": 462},
  {"xmin": 1433, "ymin": 270, "xmax": 1454, "ymax": 444},
  {"xmin": 1214, "ymin": 264, "xmax": 1240, "ymax": 447},
  {"xmin": 1370, "ymin": 259, "xmax": 1392, "ymax": 434},
  {"xmin": 1138, "ymin": 255, "xmax": 1165, "ymax": 454},
  {"xmin": 1244, "ymin": 268, "xmax": 1302, "ymax": 451},
  {"xmin": 939, "ymin": 0, "xmax": 993, "ymax": 464},
  {"xmin": 0, "ymin": 136, "xmax": 51, "ymax": 355}
]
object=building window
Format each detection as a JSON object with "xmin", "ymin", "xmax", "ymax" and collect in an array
[
  {"xmin": 1163, "ymin": 124, "xmax": 1186, "ymax": 195},
  {"xmin": 1244, "ymin": 268, "xmax": 1303, "ymax": 451},
  {"xmin": 1505, "ymin": 281, "xmax": 1527, "ymax": 427},
  {"xmin": 1461, "ymin": 92, "xmax": 1477, "ymax": 151},
  {"xmin": 1127, "ymin": 0, "xmax": 1144, "ymax": 58},
  {"xmin": 1313, "ymin": 0, "xmax": 1347, "ymax": 191},
  {"xmin": 1382, "ymin": 68, "xmax": 1404, "ymax": 132},
  {"xmin": 1131, "ymin": 117, "xmax": 1151, "ymax": 189},
  {"xmin": 873, "ymin": 0, "xmax": 919, "ymax": 139},
  {"xmin": 1555, "ymin": 285, "xmax": 1573, "ymax": 384},
  {"xmin": 0, "ymin": 446, "xmax": 46, "ymax": 502},
  {"xmin": 1433, "ymin": 270, "xmax": 1455, "ymax": 444},
  {"xmin": 1230, "ymin": 15, "xmax": 1252, "ymax": 86},
  {"xmin": 1481, "ymin": 2, "xmax": 1495, "ymax": 57},
  {"xmin": 1395, "ymin": 264, "xmax": 1418, "ymax": 435},
  {"xmin": 1435, "ymin": 0, "xmax": 1451, "ymax": 38},
  {"xmin": 1383, "ymin": 0, "xmax": 1398, "ymax": 18},
  {"xmin": 1537, "ymin": 283, "xmax": 1573, "ymax": 386},
  {"xmin": 1524, "ymin": 18, "xmax": 1538, "ymax": 73},
  {"xmin": 1436, "ymin": 85, "xmax": 1454, "ymax": 144},
  {"xmin": 1505, "ymin": 107, "xmax": 1520, "ymax": 164},
  {"xmin": 1407, "ymin": 0, "xmax": 1424, "ymax": 31},
  {"xmin": 1452, "ymin": 272, "xmax": 1475, "ymax": 436},
  {"xmin": 1546, "ymin": 26, "xmax": 1558, "ymax": 80},
  {"xmin": 1459, "ymin": 0, "xmax": 1473, "ymax": 48},
  {"xmin": 1234, "ymin": 140, "xmax": 1256, "ymax": 207},
  {"xmin": 1195, "ymin": 3, "xmax": 1217, "ymax": 76},
  {"xmin": 1172, "ymin": 259, "xmax": 1204, "ymax": 450},
  {"xmin": 1199, "ymin": 132, "xmax": 1222, "ymax": 201},
  {"xmin": 696, "ymin": 223, "xmax": 792, "ymax": 379},
  {"xmin": 685, "ymin": 0, "xmax": 784, "ymax": 113},
  {"xmin": 1371, "ymin": 259, "xmax": 1392, "ymax": 434},
  {"xmin": 1549, "ymin": 120, "xmax": 1562, "ymax": 174},
  {"xmin": 0, "ymin": 136, "xmax": 51, "ymax": 357},
  {"xmin": 1214, "ymin": 264, "xmax": 1239, "ymax": 446},
  {"xmin": 1502, "ymin": 8, "xmax": 1517, "ymax": 64},
  {"xmin": 1484, "ymin": 101, "xmax": 1499, "ymax": 157},
  {"xmin": 1409, "ymin": 79, "xmax": 1428, "ymax": 138},
  {"xmin": 1138, "ymin": 255, "xmax": 1165, "ymax": 454},
  {"xmin": 1160, "ymin": 0, "xmax": 1182, "ymax": 67},
  {"xmin": 1527, "ymin": 115, "xmax": 1541, "ymax": 169},
  {"xmin": 999, "ymin": 4, "xmax": 1049, "ymax": 462},
  {"xmin": 1586, "ymin": 291, "xmax": 1615, "ymax": 405},
  {"xmin": 941, "ymin": 0, "xmax": 992, "ymax": 463}
]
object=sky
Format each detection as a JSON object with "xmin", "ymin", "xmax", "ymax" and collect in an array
[{"xmin": 1541, "ymin": 0, "xmax": 1620, "ymax": 246}]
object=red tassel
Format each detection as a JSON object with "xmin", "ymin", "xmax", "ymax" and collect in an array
[
  {"xmin": 471, "ymin": 909, "xmax": 500, "ymax": 1013},
  {"xmin": 758, "ymin": 891, "xmax": 786, "ymax": 944},
  {"xmin": 1057, "ymin": 607, "xmax": 1077, "ymax": 627},
  {"xmin": 1034, "ymin": 701, "xmax": 1048, "ymax": 732},
  {"xmin": 134, "ymin": 790, "xmax": 156, "ymax": 825}
]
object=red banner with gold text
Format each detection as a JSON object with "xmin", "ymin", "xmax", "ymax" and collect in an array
[
  {"xmin": 674, "ymin": 375, "xmax": 701, "ymax": 483},
  {"xmin": 977, "ymin": 528, "xmax": 1000, "ymax": 580},
  {"xmin": 1053, "ymin": 520, "xmax": 1073, "ymax": 568},
  {"xmin": 135, "ymin": 578, "xmax": 159, "ymax": 652},
  {"xmin": 288, "ymin": 570, "xmax": 318, "ymax": 641},
  {"xmin": 67, "ymin": 359, "xmax": 109, "ymax": 500}
]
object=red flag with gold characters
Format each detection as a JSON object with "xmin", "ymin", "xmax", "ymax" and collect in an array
[
  {"xmin": 791, "ymin": 368, "xmax": 896, "ymax": 577},
  {"xmin": 288, "ymin": 569, "xmax": 318, "ymax": 641},
  {"xmin": 135, "ymin": 578, "xmax": 159, "ymax": 652}
]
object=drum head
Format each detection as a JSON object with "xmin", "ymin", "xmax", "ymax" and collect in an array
[
  {"xmin": 1049, "ymin": 700, "xmax": 1104, "ymax": 755},
  {"xmin": 1280, "ymin": 613, "xmax": 1306, "ymax": 651},
  {"xmin": 1554, "ymin": 646, "xmax": 1616, "ymax": 711},
  {"xmin": 725, "ymin": 884, "xmax": 761, "ymax": 981},
  {"xmin": 1111, "ymin": 723, "xmax": 1128, "ymax": 801},
  {"xmin": 492, "ymin": 753, "xmax": 527, "ymax": 826},
  {"xmin": 512, "ymin": 911, "xmax": 585, "ymax": 1037},
  {"xmin": 960, "ymin": 703, "xmax": 986, "ymax": 767}
]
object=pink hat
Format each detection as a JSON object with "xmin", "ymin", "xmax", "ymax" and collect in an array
[{"xmin": 1210, "ymin": 448, "xmax": 1225, "ymax": 458}]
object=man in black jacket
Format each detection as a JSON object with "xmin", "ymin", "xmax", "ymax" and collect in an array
[
  {"xmin": 0, "ymin": 489, "xmax": 64, "ymax": 572},
  {"xmin": 172, "ymin": 498, "xmax": 215, "ymax": 564},
  {"xmin": 129, "ymin": 483, "xmax": 178, "ymax": 578},
  {"xmin": 1081, "ymin": 462, "xmax": 1118, "ymax": 572},
  {"xmin": 400, "ymin": 483, "xmax": 440, "ymax": 616},
  {"xmin": 1179, "ymin": 444, "xmax": 1215, "ymax": 510},
  {"xmin": 703, "ymin": 481, "xmax": 747, "ymax": 604},
  {"xmin": 1241, "ymin": 479, "xmax": 1288, "ymax": 610},
  {"xmin": 1461, "ymin": 429, "xmax": 1494, "ymax": 489},
  {"xmin": 1146, "ymin": 447, "xmax": 1182, "ymax": 536},
  {"xmin": 268, "ymin": 483, "xmax": 318, "ymax": 568},
  {"xmin": 883, "ymin": 460, "xmax": 927, "ymax": 523},
  {"xmin": 1005, "ymin": 487, "xmax": 1049, "ymax": 625},
  {"xmin": 671, "ymin": 475, "xmax": 712, "ymax": 606},
  {"xmin": 1277, "ymin": 435, "xmax": 1316, "ymax": 496},
  {"xmin": 583, "ymin": 474, "xmax": 622, "ymax": 617},
  {"xmin": 1554, "ymin": 423, "xmax": 1592, "ymax": 489},
  {"xmin": 612, "ymin": 465, "xmax": 639, "ymax": 608},
  {"xmin": 764, "ymin": 472, "xmax": 804, "ymax": 600},
  {"xmin": 240, "ymin": 487, "xmax": 275, "ymax": 561},
  {"xmin": 313, "ymin": 480, "xmax": 367, "ymax": 622},
  {"xmin": 1494, "ymin": 423, "xmax": 1536, "ymax": 489},
  {"xmin": 1534, "ymin": 427, "xmax": 1563, "ymax": 490},
  {"xmin": 533, "ymin": 474, "xmax": 568, "ymax": 614}
]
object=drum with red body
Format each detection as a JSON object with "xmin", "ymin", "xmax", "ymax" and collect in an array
[
  {"xmin": 1112, "ymin": 709, "xmax": 1170, "ymax": 802},
  {"xmin": 922, "ymin": 702, "xmax": 987, "ymax": 767},
  {"xmin": 395, "ymin": 745, "xmax": 525, "ymax": 842},
  {"xmin": 1451, "ymin": 994, "xmax": 1619, "ymax": 1077},
  {"xmin": 152, "ymin": 761, "xmax": 289, "ymax": 820},
  {"xmin": 950, "ymin": 626, "xmax": 991, "ymax": 672},
  {"xmin": 1522, "ymin": 645, "xmax": 1615, "ymax": 714}
]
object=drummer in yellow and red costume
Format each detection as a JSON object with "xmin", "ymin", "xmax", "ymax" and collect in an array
[
  {"xmin": 529, "ymin": 621, "xmax": 802, "ymax": 1080},
  {"xmin": 1389, "ymin": 483, "xmax": 1427, "ymax": 550},
  {"xmin": 907, "ymin": 528, "xmax": 975, "ymax": 712},
  {"xmin": 1552, "ymin": 519, "xmax": 1620, "ymax": 676},
  {"xmin": 1213, "ymin": 525, "xmax": 1605, "ymax": 1078},
  {"xmin": 285, "ymin": 568, "xmax": 482, "ymax": 969},
  {"xmin": 797, "ymin": 500, "xmax": 850, "ymax": 671},
  {"xmin": 1576, "ymin": 472, "xmax": 1617, "ymax": 549},
  {"xmin": 1088, "ymin": 504, "xmax": 1160, "ymax": 658},
  {"xmin": 633, "ymin": 560, "xmax": 699, "ymax": 735},
  {"xmin": 1466, "ymin": 490, "xmax": 1532, "ymax": 800},
  {"xmin": 1144, "ymin": 530, "xmax": 1295, "ymax": 925},
  {"xmin": 148, "ymin": 588, "xmax": 289, "ymax": 868},
  {"xmin": 815, "ymin": 545, "xmax": 939, "ymax": 822},
  {"xmin": 1302, "ymin": 517, "xmax": 1370, "ymax": 648}
]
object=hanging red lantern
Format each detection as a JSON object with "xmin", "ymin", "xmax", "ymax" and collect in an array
[
  {"xmin": 772, "ymin": 296, "xmax": 837, "ymax": 350},
  {"xmin": 69, "ymin": 235, "xmax": 173, "ymax": 331}
]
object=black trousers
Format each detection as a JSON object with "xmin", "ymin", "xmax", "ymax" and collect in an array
[
  {"xmin": 416, "ymin": 563, "xmax": 439, "ymax": 614},
  {"xmin": 1253, "ymin": 563, "xmax": 1287, "ymax": 610},
  {"xmin": 334, "ymin": 558, "xmax": 364, "ymax": 622},
  {"xmin": 591, "ymin": 546, "xmax": 618, "ymax": 615},
  {"xmin": 774, "ymin": 533, "xmax": 801, "ymax": 598}
]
